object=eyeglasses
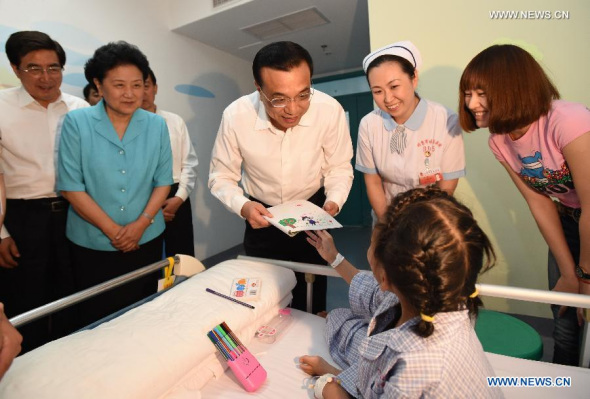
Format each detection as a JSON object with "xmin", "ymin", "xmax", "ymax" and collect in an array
[
  {"xmin": 18, "ymin": 65, "xmax": 63, "ymax": 76},
  {"xmin": 259, "ymin": 88, "xmax": 314, "ymax": 108}
]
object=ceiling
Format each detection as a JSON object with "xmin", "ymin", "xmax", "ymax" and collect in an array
[{"xmin": 170, "ymin": 0, "xmax": 370, "ymax": 78}]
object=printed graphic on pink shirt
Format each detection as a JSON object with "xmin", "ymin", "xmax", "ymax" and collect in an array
[{"xmin": 518, "ymin": 150, "xmax": 574, "ymax": 196}]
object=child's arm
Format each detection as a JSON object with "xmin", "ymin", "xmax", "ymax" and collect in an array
[
  {"xmin": 299, "ymin": 355, "xmax": 340, "ymax": 376},
  {"xmin": 299, "ymin": 356, "xmax": 353, "ymax": 399},
  {"xmin": 305, "ymin": 230, "xmax": 359, "ymax": 284}
]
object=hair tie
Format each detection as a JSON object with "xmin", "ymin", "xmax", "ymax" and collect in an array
[
  {"xmin": 420, "ymin": 313, "xmax": 434, "ymax": 323},
  {"xmin": 469, "ymin": 288, "xmax": 479, "ymax": 298}
]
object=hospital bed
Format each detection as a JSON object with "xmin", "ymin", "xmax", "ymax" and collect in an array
[{"xmin": 1, "ymin": 255, "xmax": 590, "ymax": 398}]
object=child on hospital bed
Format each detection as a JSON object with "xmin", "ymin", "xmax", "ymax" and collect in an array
[{"xmin": 299, "ymin": 187, "xmax": 503, "ymax": 398}]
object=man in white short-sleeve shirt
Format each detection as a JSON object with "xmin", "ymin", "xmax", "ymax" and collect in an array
[{"xmin": 209, "ymin": 41, "xmax": 353, "ymax": 312}]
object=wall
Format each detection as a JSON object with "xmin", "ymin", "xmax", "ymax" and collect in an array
[
  {"xmin": 169, "ymin": 0, "xmax": 254, "ymax": 29},
  {"xmin": 314, "ymin": 75, "xmax": 368, "ymax": 97},
  {"xmin": 0, "ymin": 0, "xmax": 254, "ymax": 261},
  {"xmin": 368, "ymin": 0, "xmax": 589, "ymax": 317}
]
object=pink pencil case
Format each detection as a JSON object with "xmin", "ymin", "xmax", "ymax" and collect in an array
[{"xmin": 227, "ymin": 349, "xmax": 267, "ymax": 392}]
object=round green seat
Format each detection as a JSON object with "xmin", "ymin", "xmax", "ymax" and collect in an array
[{"xmin": 475, "ymin": 309, "xmax": 543, "ymax": 360}]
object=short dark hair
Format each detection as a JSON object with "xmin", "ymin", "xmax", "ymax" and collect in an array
[
  {"xmin": 252, "ymin": 41, "xmax": 313, "ymax": 87},
  {"xmin": 146, "ymin": 67, "xmax": 157, "ymax": 85},
  {"xmin": 5, "ymin": 30, "xmax": 66, "ymax": 67},
  {"xmin": 83, "ymin": 83, "xmax": 97, "ymax": 100},
  {"xmin": 458, "ymin": 44, "xmax": 560, "ymax": 133},
  {"xmin": 374, "ymin": 187, "xmax": 495, "ymax": 338},
  {"xmin": 84, "ymin": 41, "xmax": 150, "ymax": 84},
  {"xmin": 366, "ymin": 54, "xmax": 416, "ymax": 83}
]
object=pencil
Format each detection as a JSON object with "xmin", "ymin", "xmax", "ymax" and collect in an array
[{"xmin": 206, "ymin": 288, "xmax": 255, "ymax": 309}]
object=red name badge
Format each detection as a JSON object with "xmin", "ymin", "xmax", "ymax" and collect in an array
[{"xmin": 419, "ymin": 168, "xmax": 443, "ymax": 185}]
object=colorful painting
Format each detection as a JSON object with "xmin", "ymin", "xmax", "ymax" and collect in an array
[{"xmin": 264, "ymin": 200, "xmax": 343, "ymax": 237}]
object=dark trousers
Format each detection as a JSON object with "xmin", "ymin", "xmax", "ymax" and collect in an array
[
  {"xmin": 69, "ymin": 235, "xmax": 164, "ymax": 330},
  {"xmin": 244, "ymin": 189, "xmax": 328, "ymax": 313},
  {"xmin": 164, "ymin": 183, "xmax": 195, "ymax": 257},
  {"xmin": 548, "ymin": 210, "xmax": 582, "ymax": 366},
  {"xmin": 0, "ymin": 198, "xmax": 75, "ymax": 353}
]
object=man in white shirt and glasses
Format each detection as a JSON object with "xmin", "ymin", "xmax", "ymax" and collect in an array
[
  {"xmin": 209, "ymin": 41, "xmax": 353, "ymax": 313},
  {"xmin": 0, "ymin": 31, "xmax": 88, "ymax": 352}
]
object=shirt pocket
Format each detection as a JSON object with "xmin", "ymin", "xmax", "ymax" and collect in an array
[{"xmin": 359, "ymin": 339, "xmax": 391, "ymax": 396}]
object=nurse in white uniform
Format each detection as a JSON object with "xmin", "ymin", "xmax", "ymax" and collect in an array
[{"xmin": 356, "ymin": 41, "xmax": 466, "ymax": 221}]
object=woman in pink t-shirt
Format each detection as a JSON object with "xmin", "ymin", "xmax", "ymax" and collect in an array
[{"xmin": 458, "ymin": 44, "xmax": 590, "ymax": 366}]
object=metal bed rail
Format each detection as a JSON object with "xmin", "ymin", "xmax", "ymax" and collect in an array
[
  {"xmin": 238, "ymin": 255, "xmax": 590, "ymax": 367},
  {"xmin": 9, "ymin": 256, "xmax": 180, "ymax": 328}
]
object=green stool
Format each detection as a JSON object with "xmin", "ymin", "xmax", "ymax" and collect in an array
[{"xmin": 475, "ymin": 309, "xmax": 544, "ymax": 360}]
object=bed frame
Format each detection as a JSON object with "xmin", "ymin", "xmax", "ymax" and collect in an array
[{"xmin": 5, "ymin": 255, "xmax": 590, "ymax": 399}]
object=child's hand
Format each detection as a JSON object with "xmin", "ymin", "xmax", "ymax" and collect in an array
[
  {"xmin": 299, "ymin": 355, "xmax": 340, "ymax": 376},
  {"xmin": 305, "ymin": 230, "xmax": 339, "ymax": 264}
]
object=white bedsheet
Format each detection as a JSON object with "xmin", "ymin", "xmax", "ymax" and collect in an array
[
  {"xmin": 201, "ymin": 309, "xmax": 590, "ymax": 399},
  {"xmin": 0, "ymin": 259, "xmax": 297, "ymax": 399}
]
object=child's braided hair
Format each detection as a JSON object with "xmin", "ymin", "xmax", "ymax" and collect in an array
[{"xmin": 374, "ymin": 187, "xmax": 495, "ymax": 337}]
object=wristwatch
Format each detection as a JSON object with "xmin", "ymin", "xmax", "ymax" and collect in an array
[
  {"xmin": 575, "ymin": 265, "xmax": 590, "ymax": 280},
  {"xmin": 142, "ymin": 212, "xmax": 154, "ymax": 224}
]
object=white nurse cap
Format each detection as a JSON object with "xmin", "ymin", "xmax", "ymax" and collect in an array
[{"xmin": 362, "ymin": 40, "xmax": 422, "ymax": 73}]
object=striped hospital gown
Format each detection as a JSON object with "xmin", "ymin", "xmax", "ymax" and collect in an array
[{"xmin": 326, "ymin": 271, "xmax": 503, "ymax": 398}]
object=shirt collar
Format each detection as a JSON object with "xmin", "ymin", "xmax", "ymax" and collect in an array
[
  {"xmin": 381, "ymin": 98, "xmax": 427, "ymax": 132},
  {"xmin": 360, "ymin": 308, "xmax": 470, "ymax": 360},
  {"xmin": 254, "ymin": 92, "xmax": 274, "ymax": 132},
  {"xmin": 297, "ymin": 96, "xmax": 315, "ymax": 127},
  {"xmin": 91, "ymin": 99, "xmax": 146, "ymax": 146},
  {"xmin": 360, "ymin": 316, "xmax": 423, "ymax": 360},
  {"xmin": 17, "ymin": 85, "xmax": 64, "ymax": 108},
  {"xmin": 92, "ymin": 98, "xmax": 108, "ymax": 120}
]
